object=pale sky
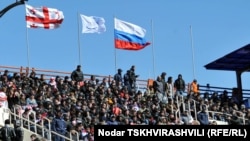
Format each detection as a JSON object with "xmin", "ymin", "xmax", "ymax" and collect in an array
[{"xmin": 1, "ymin": 0, "xmax": 250, "ymax": 90}]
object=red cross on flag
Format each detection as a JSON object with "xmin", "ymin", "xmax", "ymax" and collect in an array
[{"xmin": 25, "ymin": 4, "xmax": 64, "ymax": 29}]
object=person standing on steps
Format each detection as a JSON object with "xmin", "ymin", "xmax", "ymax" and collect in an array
[
  {"xmin": 71, "ymin": 65, "xmax": 84, "ymax": 87},
  {"xmin": 174, "ymin": 74, "xmax": 186, "ymax": 96}
]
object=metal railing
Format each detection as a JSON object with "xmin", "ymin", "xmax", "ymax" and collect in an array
[
  {"xmin": 187, "ymin": 99, "xmax": 198, "ymax": 120},
  {"xmin": 3, "ymin": 107, "xmax": 78, "ymax": 141},
  {"xmin": 0, "ymin": 65, "xmax": 249, "ymax": 126},
  {"xmin": 1, "ymin": 65, "xmax": 250, "ymax": 99}
]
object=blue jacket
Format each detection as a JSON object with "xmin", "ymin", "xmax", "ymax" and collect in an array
[
  {"xmin": 51, "ymin": 117, "xmax": 67, "ymax": 134},
  {"xmin": 197, "ymin": 111, "xmax": 209, "ymax": 125}
]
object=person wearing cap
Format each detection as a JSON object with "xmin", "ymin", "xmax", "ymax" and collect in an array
[
  {"xmin": 114, "ymin": 68, "xmax": 123, "ymax": 87},
  {"xmin": 71, "ymin": 65, "xmax": 84, "ymax": 83}
]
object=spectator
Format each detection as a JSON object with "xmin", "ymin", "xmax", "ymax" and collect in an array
[
  {"xmin": 88, "ymin": 75, "xmax": 97, "ymax": 89},
  {"xmin": 107, "ymin": 115, "xmax": 119, "ymax": 125},
  {"xmin": 51, "ymin": 110, "xmax": 67, "ymax": 141},
  {"xmin": 227, "ymin": 115, "xmax": 242, "ymax": 125},
  {"xmin": 65, "ymin": 125, "xmax": 78, "ymax": 141},
  {"xmin": 0, "ymin": 70, "xmax": 9, "ymax": 81},
  {"xmin": 4, "ymin": 65, "xmax": 250, "ymax": 141},
  {"xmin": 14, "ymin": 119, "xmax": 24, "ymax": 141},
  {"xmin": 166, "ymin": 76, "xmax": 174, "ymax": 98},
  {"xmin": 71, "ymin": 65, "xmax": 84, "ymax": 84},
  {"xmin": 26, "ymin": 94, "xmax": 38, "ymax": 107},
  {"xmin": 0, "ymin": 119, "xmax": 16, "ymax": 141},
  {"xmin": 30, "ymin": 134, "xmax": 40, "ymax": 141},
  {"xmin": 38, "ymin": 74, "xmax": 47, "ymax": 86},
  {"xmin": 63, "ymin": 76, "xmax": 70, "ymax": 86},
  {"xmin": 181, "ymin": 110, "xmax": 194, "ymax": 125},
  {"xmin": 174, "ymin": 74, "xmax": 185, "ymax": 96},
  {"xmin": 123, "ymin": 70, "xmax": 131, "ymax": 91},
  {"xmin": 19, "ymin": 93, "xmax": 27, "ymax": 107},
  {"xmin": 189, "ymin": 79, "xmax": 199, "ymax": 97},
  {"xmin": 129, "ymin": 65, "xmax": 139, "ymax": 90},
  {"xmin": 7, "ymin": 86, "xmax": 19, "ymax": 109},
  {"xmin": 100, "ymin": 77, "xmax": 110, "ymax": 91},
  {"xmin": 197, "ymin": 105, "xmax": 209, "ymax": 125},
  {"xmin": 114, "ymin": 68, "xmax": 123, "ymax": 87},
  {"xmin": 153, "ymin": 76, "xmax": 164, "ymax": 94},
  {"xmin": 160, "ymin": 72, "xmax": 167, "ymax": 92},
  {"xmin": 48, "ymin": 77, "xmax": 57, "ymax": 92}
]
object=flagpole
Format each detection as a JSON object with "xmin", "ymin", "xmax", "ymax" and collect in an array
[
  {"xmin": 150, "ymin": 19, "xmax": 155, "ymax": 79},
  {"xmin": 190, "ymin": 25, "xmax": 196, "ymax": 79},
  {"xmin": 115, "ymin": 47, "xmax": 117, "ymax": 73},
  {"xmin": 77, "ymin": 11, "xmax": 81, "ymax": 66},
  {"xmin": 114, "ymin": 16, "xmax": 117, "ymax": 73},
  {"xmin": 25, "ymin": 27, "xmax": 30, "ymax": 69}
]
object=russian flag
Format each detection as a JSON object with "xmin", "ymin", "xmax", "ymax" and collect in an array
[{"xmin": 114, "ymin": 18, "xmax": 151, "ymax": 51}]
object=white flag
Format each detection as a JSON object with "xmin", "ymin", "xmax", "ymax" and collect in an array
[{"xmin": 80, "ymin": 14, "xmax": 106, "ymax": 33}]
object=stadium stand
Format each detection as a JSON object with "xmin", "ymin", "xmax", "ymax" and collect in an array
[{"xmin": 0, "ymin": 65, "xmax": 249, "ymax": 141}]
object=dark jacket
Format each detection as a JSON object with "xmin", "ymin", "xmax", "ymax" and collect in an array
[
  {"xmin": 0, "ymin": 125, "xmax": 16, "ymax": 141},
  {"xmin": 174, "ymin": 78, "xmax": 185, "ymax": 91},
  {"xmin": 14, "ymin": 126, "xmax": 24, "ymax": 141},
  {"xmin": 71, "ymin": 69, "xmax": 84, "ymax": 82}
]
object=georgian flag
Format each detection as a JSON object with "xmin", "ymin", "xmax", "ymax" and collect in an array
[{"xmin": 25, "ymin": 4, "xmax": 64, "ymax": 29}]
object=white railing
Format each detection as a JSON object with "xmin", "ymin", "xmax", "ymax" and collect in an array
[
  {"xmin": 3, "ymin": 107, "xmax": 79, "ymax": 141},
  {"xmin": 179, "ymin": 97, "xmax": 247, "ymax": 125},
  {"xmin": 187, "ymin": 99, "xmax": 198, "ymax": 120},
  {"xmin": 206, "ymin": 110, "xmax": 230, "ymax": 125},
  {"xmin": 207, "ymin": 110, "xmax": 247, "ymax": 125},
  {"xmin": 235, "ymin": 110, "xmax": 246, "ymax": 125}
]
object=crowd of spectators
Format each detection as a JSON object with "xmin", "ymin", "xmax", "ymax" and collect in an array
[{"xmin": 0, "ymin": 65, "xmax": 249, "ymax": 141}]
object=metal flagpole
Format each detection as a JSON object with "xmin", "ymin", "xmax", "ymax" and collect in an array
[
  {"xmin": 26, "ymin": 26, "xmax": 30, "ymax": 68},
  {"xmin": 77, "ymin": 12, "xmax": 81, "ymax": 66},
  {"xmin": 114, "ymin": 16, "xmax": 117, "ymax": 73},
  {"xmin": 190, "ymin": 25, "xmax": 196, "ymax": 79},
  {"xmin": 115, "ymin": 45, "xmax": 117, "ymax": 73},
  {"xmin": 151, "ymin": 19, "xmax": 155, "ymax": 79}
]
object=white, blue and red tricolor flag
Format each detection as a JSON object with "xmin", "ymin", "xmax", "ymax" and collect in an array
[{"xmin": 114, "ymin": 18, "xmax": 150, "ymax": 51}]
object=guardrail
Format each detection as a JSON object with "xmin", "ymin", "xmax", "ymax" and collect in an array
[
  {"xmin": 1, "ymin": 65, "xmax": 250, "ymax": 100},
  {"xmin": 1, "ymin": 65, "xmax": 250, "ymax": 97},
  {"xmin": 0, "ymin": 65, "xmax": 148, "ymax": 90}
]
